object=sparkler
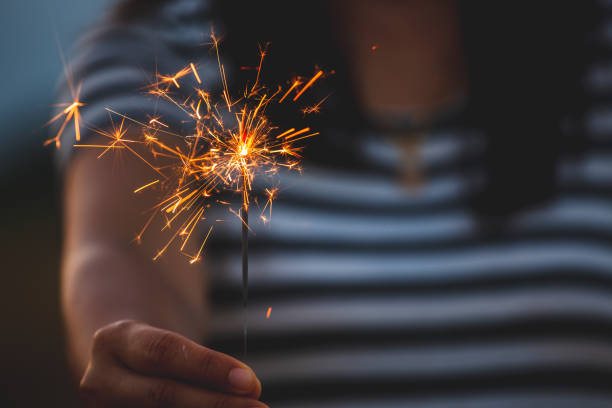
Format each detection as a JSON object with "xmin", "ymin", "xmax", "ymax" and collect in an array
[{"xmin": 51, "ymin": 32, "xmax": 327, "ymax": 359}]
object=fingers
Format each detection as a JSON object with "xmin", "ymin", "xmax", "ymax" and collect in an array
[
  {"xmin": 97, "ymin": 320, "xmax": 261, "ymax": 398},
  {"xmin": 81, "ymin": 360, "xmax": 268, "ymax": 408}
]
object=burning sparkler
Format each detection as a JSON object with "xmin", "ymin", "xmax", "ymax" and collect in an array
[{"xmin": 50, "ymin": 31, "xmax": 327, "ymax": 358}]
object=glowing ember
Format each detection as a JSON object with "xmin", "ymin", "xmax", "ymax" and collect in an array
[
  {"xmin": 45, "ymin": 44, "xmax": 85, "ymax": 148},
  {"xmin": 45, "ymin": 87, "xmax": 84, "ymax": 148}
]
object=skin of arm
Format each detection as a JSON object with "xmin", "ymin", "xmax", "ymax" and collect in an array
[
  {"xmin": 62, "ymin": 135, "xmax": 207, "ymax": 376},
  {"xmin": 61, "ymin": 135, "xmax": 266, "ymax": 407}
]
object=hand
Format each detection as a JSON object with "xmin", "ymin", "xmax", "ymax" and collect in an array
[{"xmin": 79, "ymin": 320, "xmax": 267, "ymax": 407}]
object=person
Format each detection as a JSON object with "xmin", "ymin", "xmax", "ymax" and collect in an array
[{"xmin": 57, "ymin": 1, "xmax": 612, "ymax": 407}]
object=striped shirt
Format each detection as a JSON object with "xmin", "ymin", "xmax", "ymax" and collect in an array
[{"xmin": 56, "ymin": 1, "xmax": 612, "ymax": 406}]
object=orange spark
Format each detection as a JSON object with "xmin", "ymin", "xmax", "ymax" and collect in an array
[
  {"xmin": 155, "ymin": 66, "xmax": 193, "ymax": 90},
  {"xmin": 190, "ymin": 62, "xmax": 202, "ymax": 84},
  {"xmin": 282, "ymin": 127, "xmax": 310, "ymax": 140},
  {"xmin": 279, "ymin": 79, "xmax": 301, "ymax": 103},
  {"xmin": 45, "ymin": 40, "xmax": 86, "ymax": 148},
  {"xmin": 274, "ymin": 128, "xmax": 295, "ymax": 139},
  {"xmin": 44, "ymin": 92, "xmax": 85, "ymax": 147},
  {"xmin": 293, "ymin": 70, "xmax": 323, "ymax": 101},
  {"xmin": 302, "ymin": 95, "xmax": 329, "ymax": 116},
  {"xmin": 149, "ymin": 117, "xmax": 168, "ymax": 128},
  {"xmin": 134, "ymin": 179, "xmax": 160, "ymax": 193}
]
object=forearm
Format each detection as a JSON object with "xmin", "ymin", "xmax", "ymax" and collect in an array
[
  {"xmin": 61, "ymin": 138, "xmax": 209, "ymax": 378},
  {"xmin": 62, "ymin": 242, "xmax": 207, "ymax": 377}
]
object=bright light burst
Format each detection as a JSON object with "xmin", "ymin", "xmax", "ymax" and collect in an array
[
  {"xmin": 45, "ymin": 83, "xmax": 84, "ymax": 148},
  {"xmin": 60, "ymin": 32, "xmax": 327, "ymax": 262},
  {"xmin": 45, "ymin": 40, "xmax": 85, "ymax": 148}
]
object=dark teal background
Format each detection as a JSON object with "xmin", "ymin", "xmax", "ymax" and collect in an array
[{"xmin": 0, "ymin": 1, "xmax": 109, "ymax": 406}]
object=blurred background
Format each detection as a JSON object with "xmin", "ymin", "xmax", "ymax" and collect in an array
[
  {"xmin": 2, "ymin": 2, "xmax": 611, "ymax": 407},
  {"xmin": 0, "ymin": 1, "xmax": 109, "ymax": 406}
]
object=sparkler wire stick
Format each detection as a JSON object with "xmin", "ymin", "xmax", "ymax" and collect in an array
[{"xmin": 241, "ymin": 194, "xmax": 249, "ymax": 359}]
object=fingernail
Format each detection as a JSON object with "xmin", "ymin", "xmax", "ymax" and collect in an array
[{"xmin": 228, "ymin": 367, "xmax": 255, "ymax": 392}]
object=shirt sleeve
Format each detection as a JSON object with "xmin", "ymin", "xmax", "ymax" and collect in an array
[{"xmin": 51, "ymin": 0, "xmax": 218, "ymax": 171}]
